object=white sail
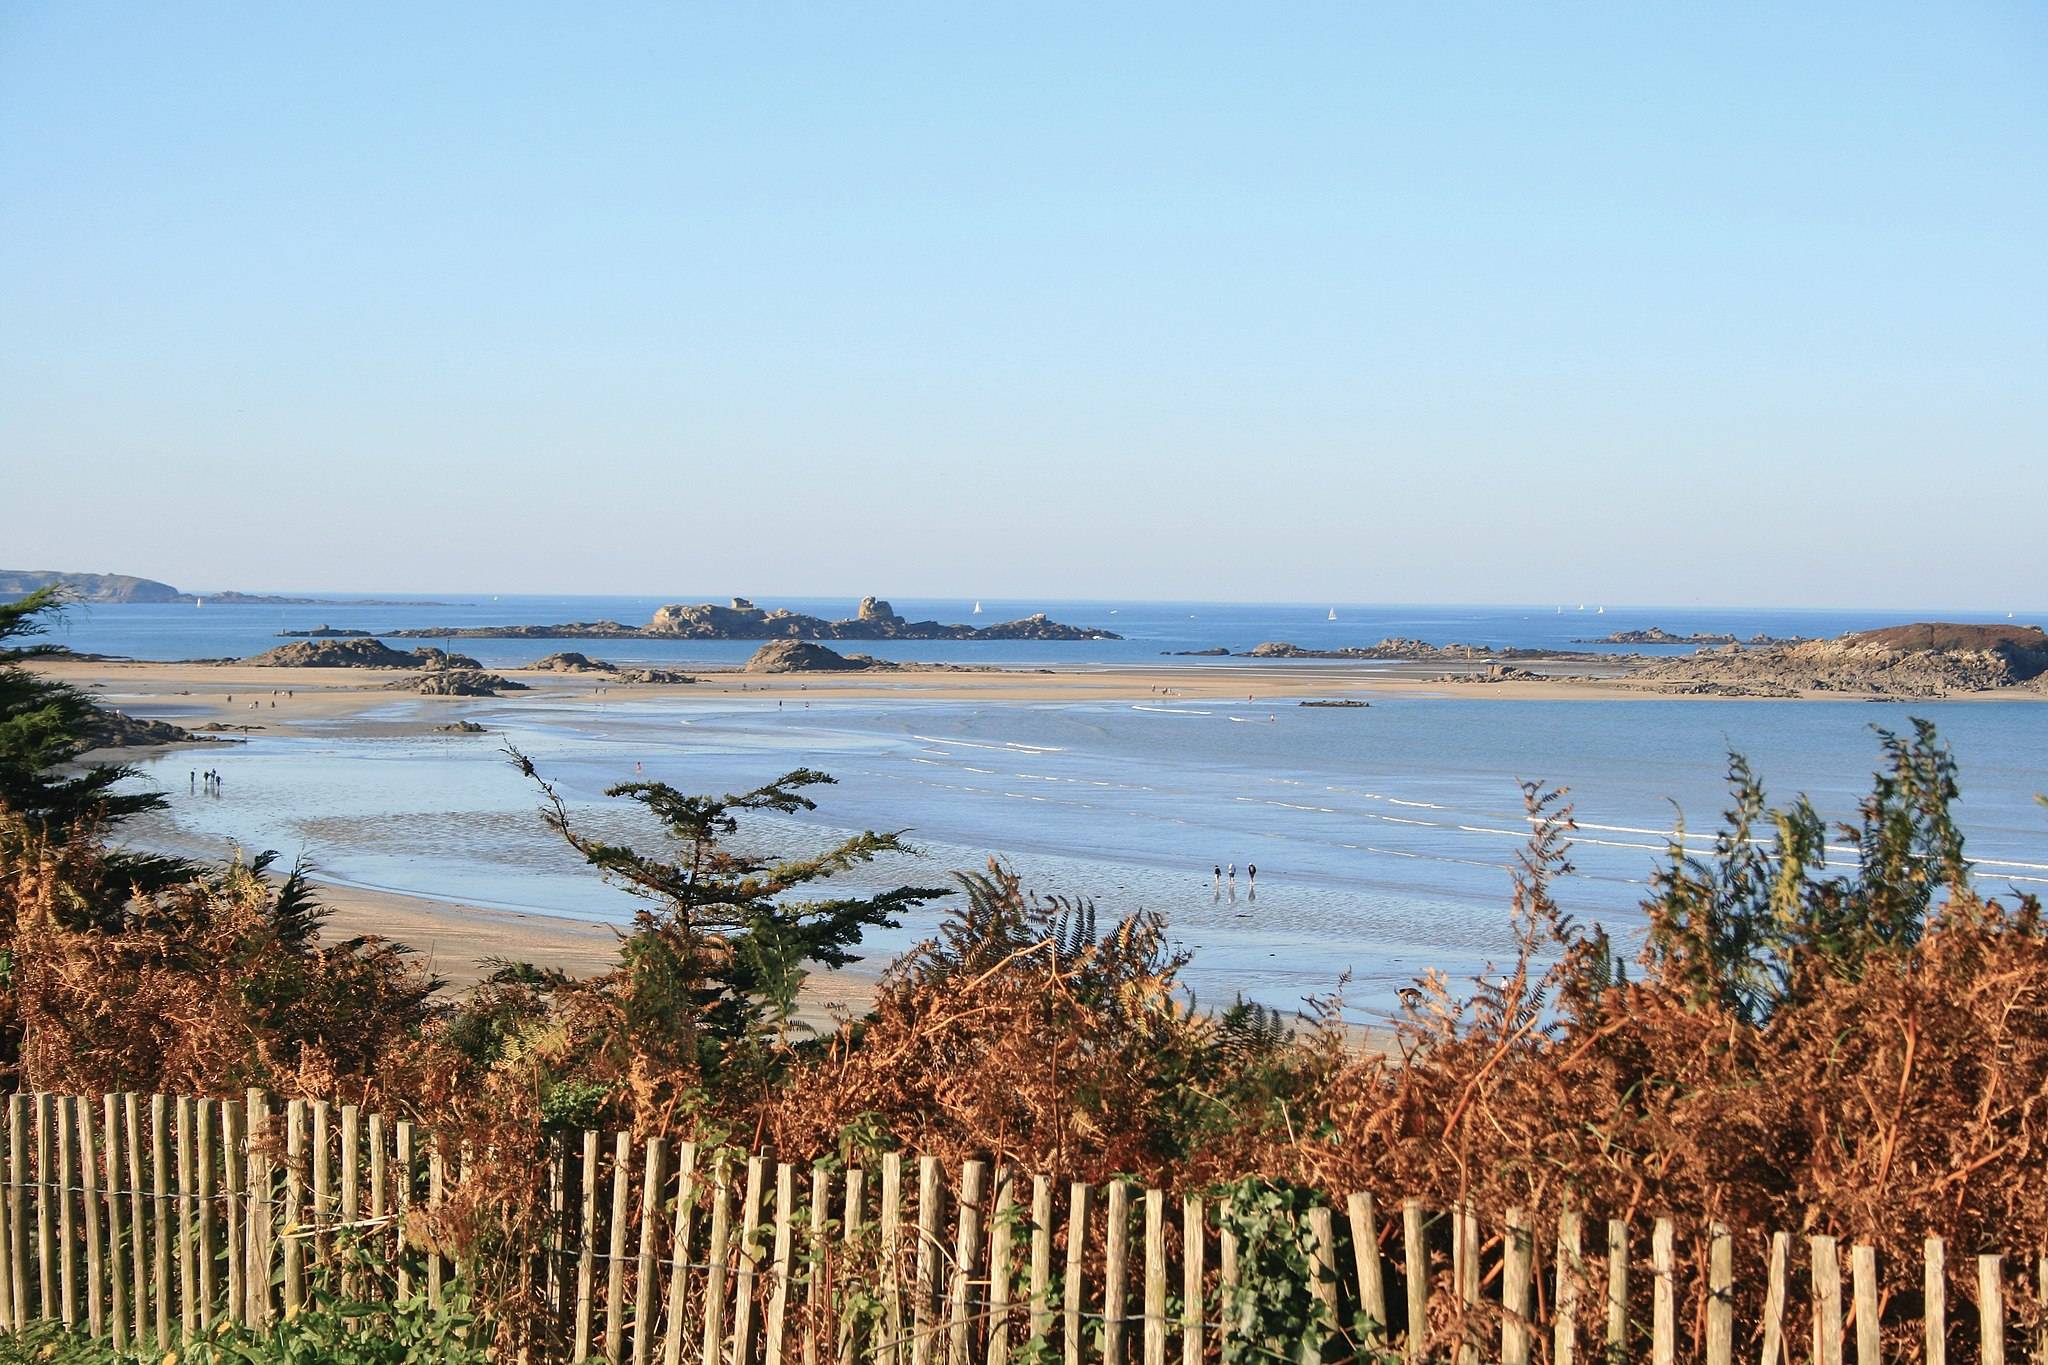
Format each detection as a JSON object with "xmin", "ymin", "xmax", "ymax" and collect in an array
[{"xmin": 973, "ymin": 600, "xmax": 982, "ymax": 614}]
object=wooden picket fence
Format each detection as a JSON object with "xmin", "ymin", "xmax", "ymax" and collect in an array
[{"xmin": 0, "ymin": 1089, "xmax": 2039, "ymax": 1362}]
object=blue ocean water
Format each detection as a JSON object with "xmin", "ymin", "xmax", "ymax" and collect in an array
[
  {"xmin": 37, "ymin": 594, "xmax": 2040, "ymax": 669},
  {"xmin": 112, "ymin": 672, "xmax": 2048, "ymax": 1018}
]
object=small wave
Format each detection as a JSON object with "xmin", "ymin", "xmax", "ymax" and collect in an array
[{"xmin": 1131, "ymin": 704, "xmax": 1213, "ymax": 717}]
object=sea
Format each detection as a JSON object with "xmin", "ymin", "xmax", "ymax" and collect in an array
[{"xmin": 45, "ymin": 595, "xmax": 2048, "ymax": 1021}]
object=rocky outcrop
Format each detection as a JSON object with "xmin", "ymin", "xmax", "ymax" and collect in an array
[
  {"xmin": 1244, "ymin": 638, "xmax": 1550, "ymax": 662},
  {"xmin": 436, "ymin": 720, "xmax": 490, "ymax": 733},
  {"xmin": 389, "ymin": 670, "xmax": 530, "ymax": 697},
  {"xmin": 530, "ymin": 651, "xmax": 615, "ymax": 673},
  {"xmin": 1574, "ymin": 628, "xmax": 1806, "ymax": 647},
  {"xmin": 391, "ymin": 621, "xmax": 643, "ymax": 640},
  {"xmin": 1632, "ymin": 623, "xmax": 2048, "ymax": 698},
  {"xmin": 402, "ymin": 597, "xmax": 1119, "ymax": 642},
  {"xmin": 239, "ymin": 639, "xmax": 481, "ymax": 669},
  {"xmin": 1165, "ymin": 647, "xmax": 1230, "ymax": 657},
  {"xmin": 615, "ymin": 668, "xmax": 697, "ymax": 685},
  {"xmin": 80, "ymin": 708, "xmax": 221, "ymax": 748},
  {"xmin": 741, "ymin": 641, "xmax": 897, "ymax": 673},
  {"xmin": 278, "ymin": 625, "xmax": 375, "ymax": 638}
]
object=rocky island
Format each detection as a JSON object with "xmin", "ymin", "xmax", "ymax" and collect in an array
[
  {"xmin": 1237, "ymin": 638, "xmax": 1592, "ymax": 663},
  {"xmin": 1630, "ymin": 622, "xmax": 2048, "ymax": 698},
  {"xmin": 238, "ymin": 639, "xmax": 482, "ymax": 669},
  {"xmin": 389, "ymin": 596, "xmax": 1119, "ymax": 642},
  {"xmin": 1573, "ymin": 627, "xmax": 1806, "ymax": 647}
]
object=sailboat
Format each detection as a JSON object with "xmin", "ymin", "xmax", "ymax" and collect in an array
[
  {"xmin": 1328, "ymin": 608, "xmax": 1337, "ymax": 621},
  {"xmin": 973, "ymin": 601, "xmax": 982, "ymax": 614},
  {"xmin": 1596, "ymin": 606, "xmax": 1606, "ymax": 615},
  {"xmin": 195, "ymin": 598, "xmax": 203, "ymax": 608}
]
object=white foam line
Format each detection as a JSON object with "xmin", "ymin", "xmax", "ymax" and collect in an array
[
  {"xmin": 1131, "ymin": 704, "xmax": 1213, "ymax": 716},
  {"xmin": 963, "ymin": 766, "xmax": 994, "ymax": 774},
  {"xmin": 1388, "ymin": 798, "xmax": 1447, "ymax": 810}
]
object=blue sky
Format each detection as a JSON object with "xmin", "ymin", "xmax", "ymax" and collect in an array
[{"xmin": 3, "ymin": 3, "xmax": 2043, "ymax": 608}]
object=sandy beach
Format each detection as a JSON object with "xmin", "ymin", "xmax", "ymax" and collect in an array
[{"xmin": 40, "ymin": 654, "xmax": 1614, "ymax": 1005}]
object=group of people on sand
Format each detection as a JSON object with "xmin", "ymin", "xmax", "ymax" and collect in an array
[
  {"xmin": 191, "ymin": 768, "xmax": 225, "ymax": 797},
  {"xmin": 1212, "ymin": 861, "xmax": 1257, "ymax": 890}
]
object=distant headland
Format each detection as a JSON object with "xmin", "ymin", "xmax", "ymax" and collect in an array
[
  {"xmin": 386, "ymin": 595, "xmax": 1121, "ymax": 642},
  {"xmin": 0, "ymin": 569, "xmax": 451, "ymax": 608}
]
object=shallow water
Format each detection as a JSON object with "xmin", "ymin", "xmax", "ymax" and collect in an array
[{"xmin": 122, "ymin": 685, "xmax": 2048, "ymax": 1019}]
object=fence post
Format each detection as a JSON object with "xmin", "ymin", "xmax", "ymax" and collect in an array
[
  {"xmin": 1606, "ymin": 1219, "xmax": 1629, "ymax": 1358},
  {"xmin": 1811, "ymin": 1235, "xmax": 1843, "ymax": 1365},
  {"xmin": 1502, "ymin": 1208, "xmax": 1531, "ymax": 1365},
  {"xmin": 1347, "ymin": 1193, "xmax": 1386, "ymax": 1349},
  {"xmin": 1403, "ymin": 1200, "xmax": 1427, "ymax": 1365},
  {"xmin": 1063, "ymin": 1182, "xmax": 1089, "ymax": 1365},
  {"xmin": 660, "ymin": 1140, "xmax": 699, "ymax": 1365},
  {"xmin": 1760, "ymin": 1231, "xmax": 1790, "ymax": 1365},
  {"xmin": 807, "ymin": 1162, "xmax": 832, "ymax": 1365},
  {"xmin": 989, "ymin": 1166, "xmax": 1016, "ymax": 1365},
  {"xmin": 1554, "ymin": 1207, "xmax": 1582, "ymax": 1365},
  {"xmin": 57, "ymin": 1095, "xmax": 75, "ymax": 1330},
  {"xmin": 605, "ymin": 1131, "xmax": 631, "ymax": 1363},
  {"xmin": 427, "ymin": 1134, "xmax": 447, "ymax": 1307},
  {"xmin": 632, "ymin": 1136, "xmax": 666, "ymax": 1365},
  {"xmin": 946, "ymin": 1160, "xmax": 987, "ymax": 1365},
  {"xmin": 1182, "ymin": 1194, "xmax": 1206, "ymax": 1365},
  {"xmin": 368, "ymin": 1114, "xmax": 389, "ymax": 1304},
  {"xmin": 0, "ymin": 1097, "xmax": 12, "ymax": 1334},
  {"xmin": 1707, "ymin": 1222, "xmax": 1733, "ymax": 1365},
  {"xmin": 879, "ymin": 1153, "xmax": 904, "ymax": 1365},
  {"xmin": 839, "ymin": 1163, "xmax": 868, "ymax": 1365},
  {"xmin": 282, "ymin": 1099, "xmax": 305, "ymax": 1320},
  {"xmin": 1104, "ymin": 1180, "xmax": 1131, "ymax": 1365},
  {"xmin": 177, "ymin": 1095, "xmax": 198, "ymax": 1340},
  {"xmin": 1851, "ymin": 1245, "xmax": 1878, "ymax": 1365},
  {"xmin": 699, "ymin": 1154, "xmax": 734, "ymax": 1365},
  {"xmin": 1977, "ymin": 1255, "xmax": 2004, "ymax": 1365},
  {"xmin": 1305, "ymin": 1204, "xmax": 1338, "ymax": 1365},
  {"xmin": 34, "ymin": 1094, "xmax": 54, "ymax": 1326},
  {"xmin": 101, "ymin": 1095, "xmax": 127, "ymax": 1352},
  {"xmin": 246, "ymin": 1090, "xmax": 271, "ymax": 1328},
  {"xmin": 767, "ymin": 1161, "xmax": 796, "ymax": 1365},
  {"xmin": 197, "ymin": 1099, "xmax": 218, "ymax": 1330},
  {"xmin": 77, "ymin": 1097, "xmax": 104, "ymax": 1339},
  {"xmin": 7, "ymin": 1095, "xmax": 26, "ymax": 1326},
  {"xmin": 913, "ymin": 1156, "xmax": 941, "ymax": 1365},
  {"xmin": 1917, "ymin": 1236, "xmax": 1946, "ymax": 1365},
  {"xmin": 572, "ymin": 1128, "xmax": 598, "ymax": 1362},
  {"xmin": 221, "ymin": 1099, "xmax": 244, "ymax": 1330},
  {"xmin": 123, "ymin": 1095, "xmax": 145, "ymax": 1343},
  {"xmin": 1143, "ymin": 1186, "xmax": 1168, "ymax": 1365},
  {"xmin": 1651, "ymin": 1218, "xmax": 1675, "ymax": 1365},
  {"xmin": 733, "ymin": 1154, "xmax": 767, "ymax": 1365},
  {"xmin": 338, "ymin": 1104, "xmax": 359, "ymax": 1302},
  {"xmin": 310, "ymin": 1100, "xmax": 331, "ymax": 1272}
]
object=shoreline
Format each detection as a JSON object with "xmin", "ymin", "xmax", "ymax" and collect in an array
[{"xmin": 41, "ymin": 655, "xmax": 2043, "ymax": 1008}]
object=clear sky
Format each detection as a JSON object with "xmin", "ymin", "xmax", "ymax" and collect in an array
[{"xmin": 3, "ymin": 3, "xmax": 2043, "ymax": 608}]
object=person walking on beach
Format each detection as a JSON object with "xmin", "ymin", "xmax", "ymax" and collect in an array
[
  {"xmin": 1227, "ymin": 862, "xmax": 1235, "ymax": 885},
  {"xmin": 189, "ymin": 770, "xmax": 195, "ymax": 793},
  {"xmin": 1213, "ymin": 864, "xmax": 1222, "ymax": 890},
  {"xmin": 1247, "ymin": 863, "xmax": 1257, "ymax": 889}
]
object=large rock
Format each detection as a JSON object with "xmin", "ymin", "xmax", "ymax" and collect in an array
[
  {"xmin": 742, "ymin": 640, "xmax": 894, "ymax": 673},
  {"xmin": 80, "ymin": 708, "xmax": 219, "ymax": 748},
  {"xmin": 240, "ymin": 639, "xmax": 480, "ymax": 669},
  {"xmin": 857, "ymin": 596, "xmax": 896, "ymax": 623},
  {"xmin": 1634, "ymin": 622, "xmax": 2048, "ymax": 697},
  {"xmin": 530, "ymin": 651, "xmax": 617, "ymax": 673},
  {"xmin": 389, "ymin": 670, "xmax": 530, "ymax": 696}
]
